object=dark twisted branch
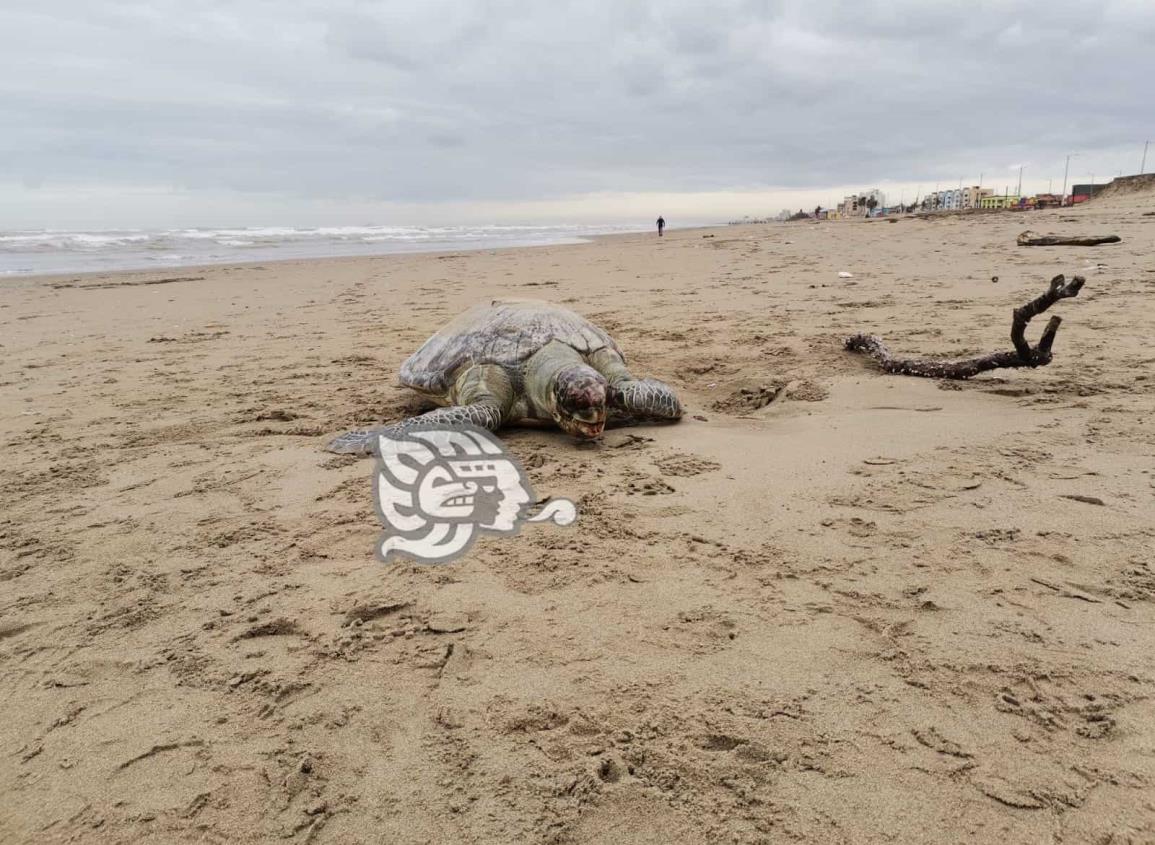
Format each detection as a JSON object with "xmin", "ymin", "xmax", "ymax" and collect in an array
[
  {"xmin": 1018, "ymin": 230, "xmax": 1120, "ymax": 247},
  {"xmin": 845, "ymin": 274, "xmax": 1086, "ymax": 380}
]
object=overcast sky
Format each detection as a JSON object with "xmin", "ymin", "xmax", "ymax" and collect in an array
[{"xmin": 2, "ymin": 0, "xmax": 1152, "ymax": 229}]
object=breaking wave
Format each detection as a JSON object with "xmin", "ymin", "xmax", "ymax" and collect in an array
[{"xmin": 0, "ymin": 223, "xmax": 649, "ymax": 276}]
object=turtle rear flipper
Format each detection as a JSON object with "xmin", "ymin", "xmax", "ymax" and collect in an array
[
  {"xmin": 325, "ymin": 398, "xmax": 508, "ymax": 457},
  {"xmin": 326, "ymin": 429, "xmax": 378, "ymax": 455}
]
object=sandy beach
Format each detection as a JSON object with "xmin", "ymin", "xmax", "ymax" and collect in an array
[{"xmin": 2, "ymin": 192, "xmax": 1154, "ymax": 843}]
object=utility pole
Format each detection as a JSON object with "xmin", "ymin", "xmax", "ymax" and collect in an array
[
  {"xmin": 1017, "ymin": 165, "xmax": 1023, "ymax": 197},
  {"xmin": 1062, "ymin": 153, "xmax": 1075, "ymax": 199},
  {"xmin": 1143, "ymin": 140, "xmax": 1150, "ymax": 174}
]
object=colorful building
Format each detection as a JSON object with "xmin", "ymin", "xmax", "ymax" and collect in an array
[{"xmin": 979, "ymin": 194, "xmax": 1021, "ymax": 209}]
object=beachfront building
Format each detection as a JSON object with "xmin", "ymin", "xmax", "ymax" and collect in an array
[
  {"xmin": 963, "ymin": 186, "xmax": 992, "ymax": 209},
  {"xmin": 979, "ymin": 194, "xmax": 1021, "ymax": 209},
  {"xmin": 1070, "ymin": 184, "xmax": 1104, "ymax": 204},
  {"xmin": 862, "ymin": 188, "xmax": 885, "ymax": 215},
  {"xmin": 921, "ymin": 186, "xmax": 993, "ymax": 212},
  {"xmin": 837, "ymin": 188, "xmax": 886, "ymax": 217},
  {"xmin": 921, "ymin": 191, "xmax": 945, "ymax": 212},
  {"xmin": 946, "ymin": 187, "xmax": 990, "ymax": 210}
]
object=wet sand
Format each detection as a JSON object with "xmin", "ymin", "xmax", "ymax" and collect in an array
[{"xmin": 2, "ymin": 192, "xmax": 1154, "ymax": 843}]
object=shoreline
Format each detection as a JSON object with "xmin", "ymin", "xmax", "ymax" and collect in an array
[
  {"xmin": 0, "ymin": 223, "xmax": 722, "ymax": 283},
  {"xmin": 14, "ymin": 213, "xmax": 1069, "ymax": 285}
]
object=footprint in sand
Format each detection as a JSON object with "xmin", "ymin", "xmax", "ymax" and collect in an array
[
  {"xmin": 654, "ymin": 453, "xmax": 721, "ymax": 477},
  {"xmin": 618, "ymin": 476, "xmax": 675, "ymax": 496},
  {"xmin": 599, "ymin": 432, "xmax": 654, "ymax": 451},
  {"xmin": 712, "ymin": 383, "xmax": 785, "ymax": 412}
]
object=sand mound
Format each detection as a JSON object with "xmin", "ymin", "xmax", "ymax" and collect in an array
[{"xmin": 1093, "ymin": 172, "xmax": 1155, "ymax": 199}]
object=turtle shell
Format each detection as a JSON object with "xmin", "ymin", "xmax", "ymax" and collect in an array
[{"xmin": 399, "ymin": 299, "xmax": 623, "ymax": 394}]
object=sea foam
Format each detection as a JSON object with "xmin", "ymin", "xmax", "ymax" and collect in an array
[{"xmin": 0, "ymin": 223, "xmax": 648, "ymax": 277}]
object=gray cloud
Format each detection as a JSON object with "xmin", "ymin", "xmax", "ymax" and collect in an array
[{"xmin": 1, "ymin": 0, "xmax": 1151, "ymax": 225}]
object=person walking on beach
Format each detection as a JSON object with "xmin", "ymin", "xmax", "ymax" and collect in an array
[{"xmin": 656, "ymin": 215, "xmax": 666, "ymax": 237}]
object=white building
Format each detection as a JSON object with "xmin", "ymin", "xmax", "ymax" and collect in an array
[
  {"xmin": 837, "ymin": 189, "xmax": 887, "ymax": 217},
  {"xmin": 862, "ymin": 188, "xmax": 886, "ymax": 211}
]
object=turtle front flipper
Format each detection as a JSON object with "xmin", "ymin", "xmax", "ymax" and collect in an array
[
  {"xmin": 585, "ymin": 348, "xmax": 682, "ymax": 422},
  {"xmin": 610, "ymin": 378, "xmax": 683, "ymax": 420}
]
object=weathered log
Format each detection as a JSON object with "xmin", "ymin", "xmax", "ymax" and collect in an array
[
  {"xmin": 1017, "ymin": 230, "xmax": 1120, "ymax": 246},
  {"xmin": 845, "ymin": 274, "xmax": 1085, "ymax": 380}
]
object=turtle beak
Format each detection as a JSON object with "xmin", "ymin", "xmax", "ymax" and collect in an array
[
  {"xmin": 572, "ymin": 416, "xmax": 605, "ymax": 438},
  {"xmin": 560, "ymin": 409, "xmax": 605, "ymax": 439}
]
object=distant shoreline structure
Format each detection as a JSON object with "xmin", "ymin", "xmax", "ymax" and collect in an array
[{"xmin": 729, "ymin": 172, "xmax": 1155, "ymax": 226}]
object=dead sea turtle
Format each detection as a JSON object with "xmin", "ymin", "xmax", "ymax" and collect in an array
[{"xmin": 326, "ymin": 299, "xmax": 682, "ymax": 454}]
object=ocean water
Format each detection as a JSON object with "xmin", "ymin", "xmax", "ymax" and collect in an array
[{"xmin": 0, "ymin": 223, "xmax": 651, "ymax": 277}]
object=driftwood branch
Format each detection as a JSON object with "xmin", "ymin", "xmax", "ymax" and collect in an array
[
  {"xmin": 845, "ymin": 274, "xmax": 1086, "ymax": 380},
  {"xmin": 1018, "ymin": 230, "xmax": 1120, "ymax": 247}
]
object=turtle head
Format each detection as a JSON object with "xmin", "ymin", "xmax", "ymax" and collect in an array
[{"xmin": 553, "ymin": 364, "xmax": 607, "ymax": 439}]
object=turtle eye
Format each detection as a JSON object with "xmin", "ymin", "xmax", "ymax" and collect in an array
[{"xmin": 558, "ymin": 393, "xmax": 581, "ymax": 416}]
